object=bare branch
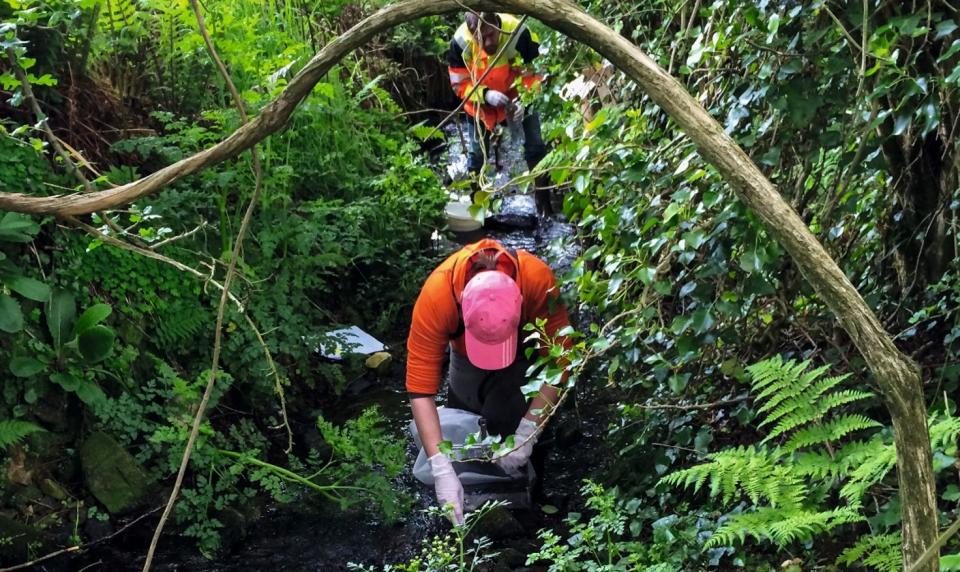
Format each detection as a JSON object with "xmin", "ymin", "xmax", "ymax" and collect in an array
[{"xmin": 149, "ymin": 221, "xmax": 208, "ymax": 250}]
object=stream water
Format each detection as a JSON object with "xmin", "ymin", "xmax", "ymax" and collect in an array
[{"xmin": 68, "ymin": 119, "xmax": 607, "ymax": 572}]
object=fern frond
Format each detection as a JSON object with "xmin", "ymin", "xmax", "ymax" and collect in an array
[
  {"xmin": 706, "ymin": 506, "xmax": 864, "ymax": 548},
  {"xmin": 836, "ymin": 533, "xmax": 901, "ymax": 572},
  {"xmin": 764, "ymin": 390, "xmax": 875, "ymax": 442},
  {"xmin": 761, "ymin": 373, "xmax": 856, "ymax": 426},
  {"xmin": 784, "ymin": 415, "xmax": 882, "ymax": 453},
  {"xmin": 756, "ymin": 364, "xmax": 831, "ymax": 412},
  {"xmin": 792, "ymin": 450, "xmax": 841, "ymax": 479},
  {"xmin": 746, "ymin": 356, "xmax": 807, "ymax": 394},
  {"xmin": 809, "ymin": 373, "xmax": 853, "ymax": 400},
  {"xmin": 0, "ymin": 419, "xmax": 44, "ymax": 448},
  {"xmin": 661, "ymin": 445, "xmax": 806, "ymax": 509},
  {"xmin": 153, "ymin": 303, "xmax": 211, "ymax": 348},
  {"xmin": 840, "ymin": 439, "xmax": 897, "ymax": 501},
  {"xmin": 794, "ymin": 438, "xmax": 891, "ymax": 482},
  {"xmin": 930, "ymin": 415, "xmax": 960, "ymax": 450}
]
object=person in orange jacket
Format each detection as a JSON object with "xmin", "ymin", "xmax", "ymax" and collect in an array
[
  {"xmin": 448, "ymin": 12, "xmax": 552, "ymax": 215},
  {"xmin": 407, "ymin": 239, "xmax": 571, "ymax": 524}
]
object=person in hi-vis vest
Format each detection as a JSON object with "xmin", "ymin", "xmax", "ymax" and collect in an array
[{"xmin": 447, "ymin": 12, "xmax": 553, "ymax": 216}]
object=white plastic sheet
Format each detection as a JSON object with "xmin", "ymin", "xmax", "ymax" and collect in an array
[
  {"xmin": 410, "ymin": 407, "xmax": 520, "ymax": 486},
  {"xmin": 314, "ymin": 326, "xmax": 386, "ymax": 360}
]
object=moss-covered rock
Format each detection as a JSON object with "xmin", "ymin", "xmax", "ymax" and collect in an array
[
  {"xmin": 38, "ymin": 478, "xmax": 68, "ymax": 501},
  {"xmin": 79, "ymin": 432, "xmax": 150, "ymax": 514}
]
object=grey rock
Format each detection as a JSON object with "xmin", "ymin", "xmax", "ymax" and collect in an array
[{"xmin": 80, "ymin": 431, "xmax": 150, "ymax": 514}]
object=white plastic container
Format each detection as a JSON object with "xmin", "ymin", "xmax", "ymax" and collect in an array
[{"xmin": 444, "ymin": 201, "xmax": 482, "ymax": 232}]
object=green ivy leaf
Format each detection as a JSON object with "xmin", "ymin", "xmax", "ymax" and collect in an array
[
  {"xmin": 540, "ymin": 504, "xmax": 559, "ymax": 515},
  {"xmin": 77, "ymin": 325, "xmax": 115, "ymax": 363},
  {"xmin": 668, "ymin": 373, "xmax": 690, "ymax": 394},
  {"xmin": 75, "ymin": 381, "xmax": 107, "ymax": 408},
  {"xmin": 74, "ymin": 303, "xmax": 112, "ymax": 335},
  {"xmin": 936, "ymin": 20, "xmax": 959, "ymax": 40},
  {"xmin": 0, "ymin": 212, "xmax": 40, "ymax": 243},
  {"xmin": 9, "ymin": 357, "xmax": 44, "ymax": 377},
  {"xmin": 739, "ymin": 249, "xmax": 762, "ymax": 272},
  {"xmin": 0, "ymin": 294, "xmax": 23, "ymax": 333},
  {"xmin": 662, "ymin": 202, "xmax": 681, "ymax": 223},
  {"xmin": 437, "ymin": 440, "xmax": 453, "ymax": 456},
  {"xmin": 5, "ymin": 275, "xmax": 50, "ymax": 302},
  {"xmin": 694, "ymin": 427, "xmax": 714, "ymax": 452},
  {"xmin": 893, "ymin": 113, "xmax": 912, "ymax": 136},
  {"xmin": 46, "ymin": 289, "xmax": 76, "ymax": 351}
]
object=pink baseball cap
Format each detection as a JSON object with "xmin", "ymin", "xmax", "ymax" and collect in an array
[{"xmin": 462, "ymin": 270, "xmax": 522, "ymax": 370}]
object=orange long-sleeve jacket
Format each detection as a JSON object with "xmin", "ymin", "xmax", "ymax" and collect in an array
[{"xmin": 406, "ymin": 239, "xmax": 571, "ymax": 395}]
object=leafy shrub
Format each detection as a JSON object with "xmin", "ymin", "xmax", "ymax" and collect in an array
[{"xmin": 528, "ymin": 481, "xmax": 733, "ymax": 571}]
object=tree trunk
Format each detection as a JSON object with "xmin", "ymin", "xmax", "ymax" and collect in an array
[
  {"xmin": 880, "ymin": 119, "xmax": 955, "ymax": 299},
  {"xmin": 0, "ymin": 0, "xmax": 937, "ymax": 566}
]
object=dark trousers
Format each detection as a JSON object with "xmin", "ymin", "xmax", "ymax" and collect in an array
[
  {"xmin": 446, "ymin": 349, "xmax": 550, "ymax": 498},
  {"xmin": 466, "ymin": 113, "xmax": 552, "ymax": 216}
]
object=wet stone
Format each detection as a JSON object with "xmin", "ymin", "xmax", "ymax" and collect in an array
[
  {"xmin": 83, "ymin": 515, "xmax": 113, "ymax": 542},
  {"xmin": 218, "ymin": 506, "xmax": 249, "ymax": 552},
  {"xmin": 484, "ymin": 213, "xmax": 538, "ymax": 231},
  {"xmin": 11, "ymin": 484, "xmax": 43, "ymax": 508},
  {"xmin": 554, "ymin": 419, "xmax": 583, "ymax": 449},
  {"xmin": 31, "ymin": 397, "xmax": 70, "ymax": 433},
  {"xmin": 80, "ymin": 431, "xmax": 150, "ymax": 514},
  {"xmin": 469, "ymin": 505, "xmax": 524, "ymax": 541},
  {"xmin": 496, "ymin": 546, "xmax": 527, "ymax": 569}
]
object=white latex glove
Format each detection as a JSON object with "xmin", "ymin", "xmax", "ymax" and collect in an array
[
  {"xmin": 484, "ymin": 89, "xmax": 510, "ymax": 108},
  {"xmin": 429, "ymin": 452, "xmax": 464, "ymax": 525},
  {"xmin": 494, "ymin": 417, "xmax": 538, "ymax": 475},
  {"xmin": 510, "ymin": 101, "xmax": 524, "ymax": 123}
]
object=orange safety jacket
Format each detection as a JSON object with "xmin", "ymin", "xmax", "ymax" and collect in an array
[
  {"xmin": 447, "ymin": 14, "xmax": 542, "ymax": 131},
  {"xmin": 406, "ymin": 239, "xmax": 571, "ymax": 395}
]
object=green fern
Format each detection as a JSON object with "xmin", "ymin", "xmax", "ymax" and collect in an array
[
  {"xmin": 930, "ymin": 414, "xmax": 960, "ymax": 449},
  {"xmin": 836, "ymin": 533, "xmax": 901, "ymax": 572},
  {"xmin": 784, "ymin": 414, "xmax": 882, "ymax": 453},
  {"xmin": 746, "ymin": 357, "xmax": 875, "ymax": 447},
  {"xmin": 664, "ymin": 356, "xmax": 960, "ymax": 570},
  {"xmin": 839, "ymin": 438, "xmax": 897, "ymax": 501},
  {"xmin": 709, "ymin": 506, "xmax": 864, "ymax": 548},
  {"xmin": 153, "ymin": 303, "xmax": 211, "ymax": 348},
  {"xmin": 662, "ymin": 357, "xmax": 882, "ymax": 554},
  {"xmin": 943, "ymin": 552, "xmax": 960, "ymax": 571},
  {"xmin": 661, "ymin": 445, "xmax": 806, "ymax": 509},
  {"xmin": 0, "ymin": 419, "xmax": 44, "ymax": 448},
  {"xmin": 794, "ymin": 438, "xmax": 887, "ymax": 481},
  {"xmin": 836, "ymin": 414, "xmax": 960, "ymax": 503}
]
